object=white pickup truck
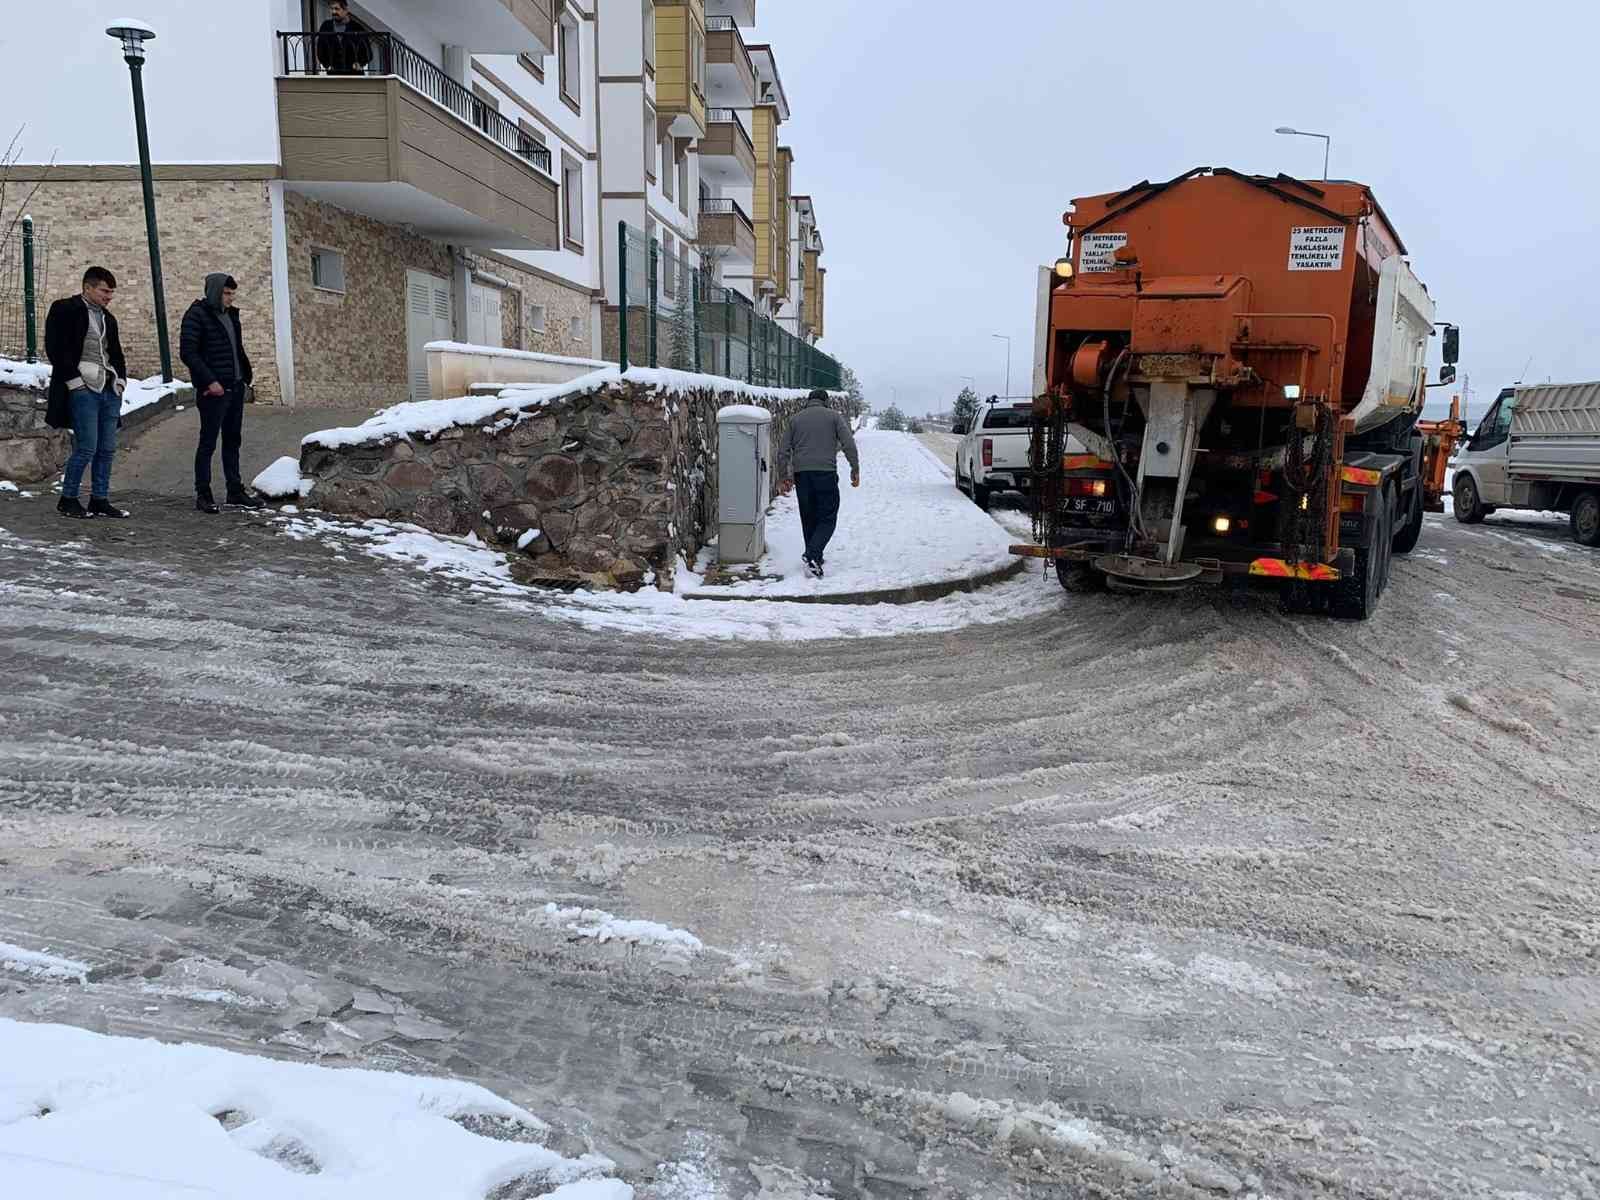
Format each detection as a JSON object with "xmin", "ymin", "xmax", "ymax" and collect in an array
[
  {"xmin": 1453, "ymin": 381, "xmax": 1600, "ymax": 546},
  {"xmin": 954, "ymin": 399, "xmax": 1035, "ymax": 510}
]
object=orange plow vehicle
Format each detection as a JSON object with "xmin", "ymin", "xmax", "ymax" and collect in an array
[{"xmin": 1013, "ymin": 167, "xmax": 1463, "ymax": 618}]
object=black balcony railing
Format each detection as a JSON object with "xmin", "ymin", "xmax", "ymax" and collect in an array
[
  {"xmin": 276, "ymin": 31, "xmax": 552, "ymax": 175},
  {"xmin": 700, "ymin": 197, "xmax": 753, "ymax": 228}
]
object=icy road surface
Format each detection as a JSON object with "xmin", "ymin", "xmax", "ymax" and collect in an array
[{"xmin": 1, "ymin": 487, "xmax": 1598, "ymax": 1199}]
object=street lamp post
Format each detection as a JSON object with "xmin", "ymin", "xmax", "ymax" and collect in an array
[
  {"xmin": 991, "ymin": 334, "xmax": 1011, "ymax": 399},
  {"xmin": 108, "ymin": 19, "xmax": 173, "ymax": 381},
  {"xmin": 1274, "ymin": 126, "xmax": 1331, "ymax": 181}
]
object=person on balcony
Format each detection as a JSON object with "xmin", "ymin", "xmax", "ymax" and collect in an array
[
  {"xmin": 180, "ymin": 273, "xmax": 262, "ymax": 514},
  {"xmin": 316, "ymin": 1, "xmax": 372, "ymax": 75}
]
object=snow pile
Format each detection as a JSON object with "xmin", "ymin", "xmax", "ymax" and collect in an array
[
  {"xmin": 0, "ymin": 941, "xmax": 90, "ymax": 983},
  {"xmin": 121, "ymin": 374, "xmax": 187, "ymax": 417},
  {"xmin": 424, "ymin": 339, "xmax": 612, "ymax": 369},
  {"xmin": 252, "ymin": 455, "xmax": 314, "ymax": 499},
  {"xmin": 0, "ymin": 1019, "xmax": 633, "ymax": 1199},
  {"xmin": 0, "ymin": 357, "xmax": 183, "ymax": 415},
  {"xmin": 304, "ymin": 367, "xmax": 840, "ymax": 450},
  {"xmin": 542, "ymin": 902, "xmax": 704, "ymax": 954},
  {"xmin": 0, "ymin": 355, "xmax": 50, "ymax": 391}
]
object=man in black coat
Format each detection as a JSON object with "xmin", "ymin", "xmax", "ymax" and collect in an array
[
  {"xmin": 179, "ymin": 272, "xmax": 262, "ymax": 513},
  {"xmin": 44, "ymin": 265, "xmax": 131, "ymax": 519},
  {"xmin": 316, "ymin": 1, "xmax": 372, "ymax": 75}
]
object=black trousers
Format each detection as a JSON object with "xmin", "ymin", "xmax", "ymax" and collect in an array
[
  {"xmin": 195, "ymin": 385, "xmax": 246, "ymax": 492},
  {"xmin": 794, "ymin": 470, "xmax": 841, "ymax": 563}
]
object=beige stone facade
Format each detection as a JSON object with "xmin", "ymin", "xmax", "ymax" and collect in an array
[
  {"xmin": 282, "ymin": 192, "xmax": 453, "ymax": 410},
  {"xmin": 471, "ymin": 252, "xmax": 594, "ymax": 359},
  {"xmin": 2, "ymin": 174, "xmax": 281, "ymax": 402}
]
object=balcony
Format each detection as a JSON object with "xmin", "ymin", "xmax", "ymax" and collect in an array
[
  {"xmin": 705, "ymin": 17, "xmax": 755, "ymax": 106},
  {"xmin": 379, "ymin": 0, "xmax": 554, "ymax": 55},
  {"xmin": 705, "ymin": 0, "xmax": 756, "ymax": 25},
  {"xmin": 699, "ymin": 110, "xmax": 755, "ymax": 185},
  {"xmin": 654, "ymin": 0, "xmax": 708, "ymax": 138},
  {"xmin": 274, "ymin": 32, "xmax": 558, "ymax": 252},
  {"xmin": 699, "ymin": 198, "xmax": 757, "ymax": 267}
]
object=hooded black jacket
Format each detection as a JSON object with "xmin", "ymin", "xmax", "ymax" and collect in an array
[{"xmin": 179, "ymin": 274, "xmax": 252, "ymax": 392}]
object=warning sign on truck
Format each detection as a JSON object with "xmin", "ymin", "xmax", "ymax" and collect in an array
[
  {"xmin": 1288, "ymin": 226, "xmax": 1346, "ymax": 271},
  {"xmin": 1079, "ymin": 232, "xmax": 1128, "ymax": 273}
]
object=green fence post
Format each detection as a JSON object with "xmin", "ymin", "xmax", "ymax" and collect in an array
[
  {"xmin": 21, "ymin": 215, "xmax": 37, "ymax": 363},
  {"xmin": 617, "ymin": 221, "xmax": 629, "ymax": 372},
  {"xmin": 745, "ymin": 305, "xmax": 754, "ymax": 384},
  {"xmin": 647, "ymin": 237, "xmax": 659, "ymax": 369},
  {"xmin": 723, "ymin": 291, "xmax": 732, "ymax": 378},
  {"xmin": 691, "ymin": 267, "xmax": 702, "ymax": 373}
]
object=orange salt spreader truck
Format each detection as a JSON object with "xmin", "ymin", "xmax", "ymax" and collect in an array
[{"xmin": 1012, "ymin": 168, "xmax": 1464, "ymax": 619}]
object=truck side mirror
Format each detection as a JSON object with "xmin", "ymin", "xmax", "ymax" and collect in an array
[
  {"xmin": 1442, "ymin": 325, "xmax": 1459, "ymax": 365},
  {"xmin": 1438, "ymin": 364, "xmax": 1457, "ymax": 385}
]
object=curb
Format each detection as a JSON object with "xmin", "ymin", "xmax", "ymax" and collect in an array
[{"xmin": 682, "ymin": 556, "xmax": 1027, "ymax": 606}]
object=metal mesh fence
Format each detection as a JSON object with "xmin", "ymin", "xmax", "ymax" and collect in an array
[
  {"xmin": 0, "ymin": 215, "xmax": 48, "ymax": 362},
  {"xmin": 614, "ymin": 220, "xmax": 841, "ymax": 391}
]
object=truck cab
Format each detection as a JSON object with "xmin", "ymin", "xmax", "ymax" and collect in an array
[{"xmin": 1453, "ymin": 389, "xmax": 1517, "ymax": 513}]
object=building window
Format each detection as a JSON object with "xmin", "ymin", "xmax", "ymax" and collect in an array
[
  {"xmin": 691, "ymin": 27, "xmax": 705, "ymax": 94},
  {"xmin": 644, "ymin": 99, "xmax": 656, "ymax": 182},
  {"xmin": 663, "ymin": 232, "xmax": 676, "ymax": 298},
  {"xmin": 518, "ymin": 51, "xmax": 544, "ymax": 83},
  {"xmin": 562, "ymin": 152, "xmax": 584, "ymax": 250},
  {"xmin": 643, "ymin": 0, "xmax": 656, "ymax": 73},
  {"xmin": 661, "ymin": 135, "xmax": 675, "ymax": 201},
  {"xmin": 528, "ymin": 303, "xmax": 547, "ymax": 334},
  {"xmin": 558, "ymin": 16, "xmax": 581, "ymax": 113},
  {"xmin": 569, "ymin": 314, "xmax": 583, "ymax": 342},
  {"xmin": 677, "ymin": 140, "xmax": 689, "ymax": 213},
  {"xmin": 310, "ymin": 248, "xmax": 346, "ymax": 294}
]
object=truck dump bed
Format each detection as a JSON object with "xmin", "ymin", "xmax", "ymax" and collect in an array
[{"xmin": 1510, "ymin": 381, "xmax": 1600, "ymax": 482}]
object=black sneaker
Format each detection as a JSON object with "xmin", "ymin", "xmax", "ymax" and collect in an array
[
  {"xmin": 57, "ymin": 497, "xmax": 89, "ymax": 519},
  {"xmin": 88, "ymin": 497, "xmax": 130, "ymax": 519},
  {"xmin": 226, "ymin": 487, "xmax": 265, "ymax": 510},
  {"xmin": 196, "ymin": 488, "xmax": 220, "ymax": 515},
  {"xmin": 806, "ymin": 558, "xmax": 825, "ymax": 579}
]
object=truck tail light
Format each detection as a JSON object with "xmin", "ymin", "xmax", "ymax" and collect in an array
[
  {"xmin": 982, "ymin": 439, "xmax": 993, "ymax": 467},
  {"xmin": 1065, "ymin": 477, "xmax": 1109, "ymax": 498}
]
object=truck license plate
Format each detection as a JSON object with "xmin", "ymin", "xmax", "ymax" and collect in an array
[{"xmin": 1069, "ymin": 498, "xmax": 1118, "ymax": 514}]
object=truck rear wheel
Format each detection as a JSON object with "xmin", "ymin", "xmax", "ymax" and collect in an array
[
  {"xmin": 1454, "ymin": 475, "xmax": 1486, "ymax": 524},
  {"xmin": 1572, "ymin": 490, "xmax": 1600, "ymax": 547},
  {"xmin": 1056, "ymin": 561, "xmax": 1104, "ymax": 593},
  {"xmin": 1392, "ymin": 482, "xmax": 1425, "ymax": 555},
  {"xmin": 1332, "ymin": 487, "xmax": 1392, "ymax": 620},
  {"xmin": 971, "ymin": 480, "xmax": 992, "ymax": 511}
]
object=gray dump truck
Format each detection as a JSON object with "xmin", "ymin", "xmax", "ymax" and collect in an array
[{"xmin": 1452, "ymin": 382, "xmax": 1600, "ymax": 546}]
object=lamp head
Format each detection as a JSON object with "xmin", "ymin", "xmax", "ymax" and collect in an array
[
  {"xmin": 106, "ymin": 18, "xmax": 156, "ymax": 63},
  {"xmin": 1274, "ymin": 126, "xmax": 1298, "ymax": 135}
]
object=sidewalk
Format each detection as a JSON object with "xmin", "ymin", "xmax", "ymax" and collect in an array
[{"xmin": 682, "ymin": 429, "xmax": 1022, "ymax": 602}]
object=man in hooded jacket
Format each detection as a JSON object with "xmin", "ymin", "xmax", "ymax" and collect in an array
[{"xmin": 180, "ymin": 273, "xmax": 262, "ymax": 513}]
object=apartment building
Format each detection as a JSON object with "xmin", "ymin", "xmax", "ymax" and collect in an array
[
  {"xmin": 3, "ymin": 0, "xmax": 828, "ymax": 406},
  {"xmin": 781, "ymin": 194, "xmax": 825, "ymax": 344}
]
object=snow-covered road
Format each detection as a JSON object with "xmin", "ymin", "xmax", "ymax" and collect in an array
[{"xmin": 1, "ymin": 481, "xmax": 1598, "ymax": 1198}]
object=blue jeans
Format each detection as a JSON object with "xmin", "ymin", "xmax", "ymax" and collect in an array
[
  {"xmin": 61, "ymin": 386, "xmax": 121, "ymax": 500},
  {"xmin": 794, "ymin": 470, "xmax": 841, "ymax": 563}
]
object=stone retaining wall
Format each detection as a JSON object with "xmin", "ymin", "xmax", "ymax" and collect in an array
[
  {"xmin": 0, "ymin": 384, "xmax": 70, "ymax": 483},
  {"xmin": 299, "ymin": 371, "xmax": 835, "ymax": 589}
]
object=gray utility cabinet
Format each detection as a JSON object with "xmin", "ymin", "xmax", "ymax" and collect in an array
[{"xmin": 717, "ymin": 404, "xmax": 774, "ymax": 563}]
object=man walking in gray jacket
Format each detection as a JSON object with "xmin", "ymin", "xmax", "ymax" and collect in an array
[{"xmin": 777, "ymin": 389, "xmax": 860, "ymax": 577}]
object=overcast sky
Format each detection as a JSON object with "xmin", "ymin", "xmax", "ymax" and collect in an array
[{"xmin": 760, "ymin": 0, "xmax": 1600, "ymax": 420}]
